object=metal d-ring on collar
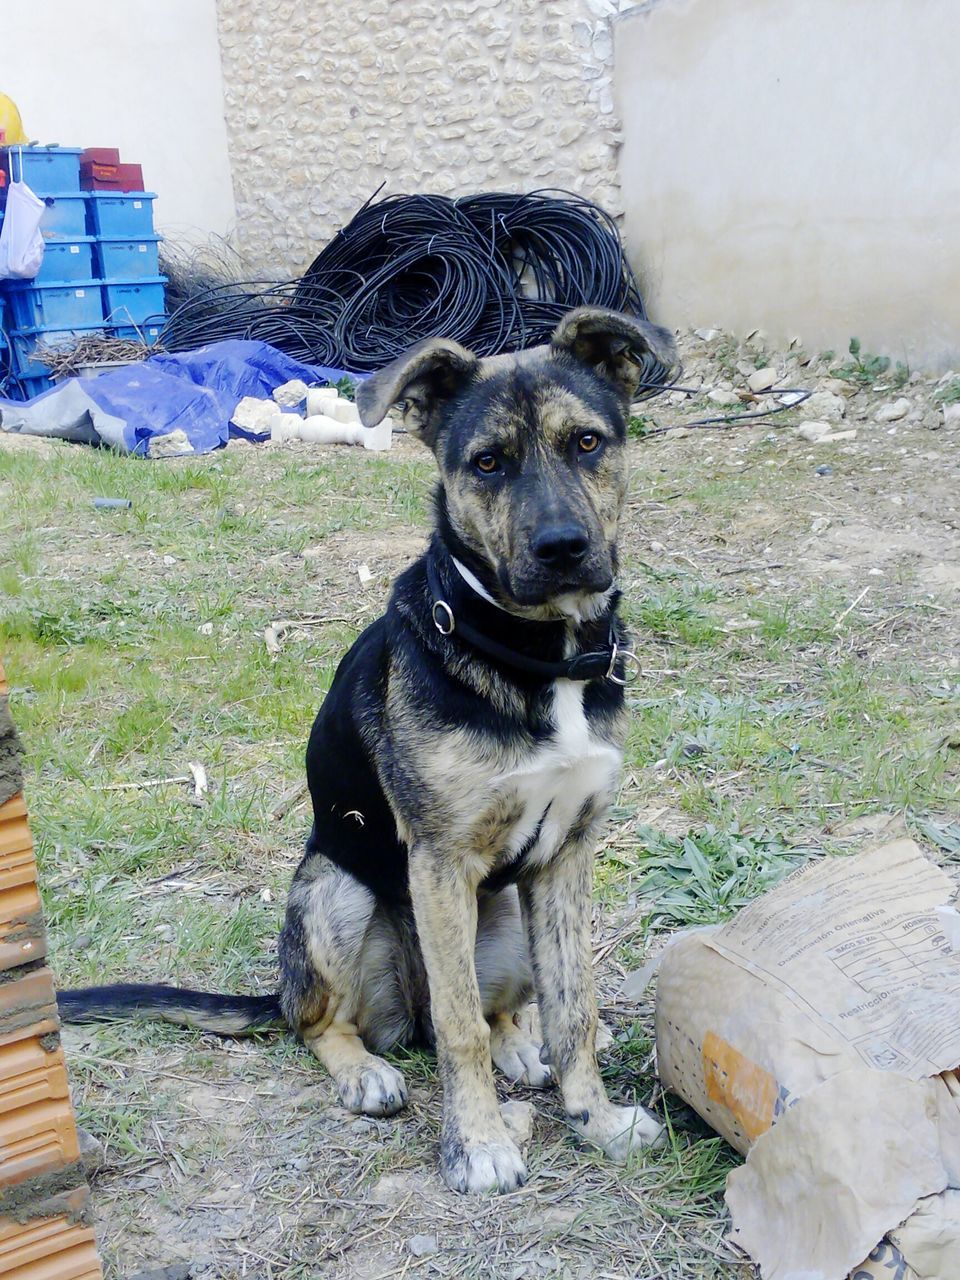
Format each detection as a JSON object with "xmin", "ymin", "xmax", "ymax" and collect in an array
[
  {"xmin": 426, "ymin": 559, "xmax": 640, "ymax": 685},
  {"xmin": 431, "ymin": 599, "xmax": 456, "ymax": 635},
  {"xmin": 606, "ymin": 640, "xmax": 643, "ymax": 686}
]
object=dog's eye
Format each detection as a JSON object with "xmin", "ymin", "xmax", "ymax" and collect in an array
[
  {"xmin": 577, "ymin": 432, "xmax": 602, "ymax": 454},
  {"xmin": 474, "ymin": 452, "xmax": 500, "ymax": 474}
]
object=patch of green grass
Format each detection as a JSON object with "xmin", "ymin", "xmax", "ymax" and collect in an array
[
  {"xmin": 831, "ymin": 336, "xmax": 909, "ymax": 389},
  {"xmin": 632, "ymin": 823, "xmax": 812, "ymax": 926},
  {"xmin": 934, "ymin": 377, "xmax": 960, "ymax": 405}
]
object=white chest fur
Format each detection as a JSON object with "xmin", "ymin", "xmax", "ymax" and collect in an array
[{"xmin": 492, "ymin": 679, "xmax": 622, "ymax": 868}]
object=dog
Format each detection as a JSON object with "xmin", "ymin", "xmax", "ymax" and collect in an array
[{"xmin": 59, "ymin": 307, "xmax": 677, "ymax": 1194}]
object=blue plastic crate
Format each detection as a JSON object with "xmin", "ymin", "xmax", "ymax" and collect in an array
[
  {"xmin": 102, "ymin": 277, "xmax": 165, "ymax": 325},
  {"xmin": 5, "ymin": 146, "xmax": 82, "ymax": 193},
  {"xmin": 87, "ymin": 192, "xmax": 157, "ymax": 237},
  {"xmin": 112, "ymin": 321, "xmax": 163, "ymax": 345},
  {"xmin": 8, "ymin": 324, "xmax": 107, "ymax": 379},
  {"xmin": 4, "ymin": 280, "xmax": 104, "ymax": 329},
  {"xmin": 36, "ymin": 238, "xmax": 97, "ymax": 283},
  {"xmin": 16, "ymin": 373, "xmax": 56, "ymax": 400},
  {"xmin": 95, "ymin": 236, "xmax": 161, "ymax": 280},
  {"xmin": 36, "ymin": 194, "xmax": 90, "ymax": 239}
]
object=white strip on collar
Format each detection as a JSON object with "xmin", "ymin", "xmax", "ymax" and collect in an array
[{"xmin": 451, "ymin": 557, "xmax": 513, "ymax": 613}]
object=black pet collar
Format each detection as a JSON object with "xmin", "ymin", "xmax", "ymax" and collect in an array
[{"xmin": 425, "ymin": 558, "xmax": 640, "ymax": 685}]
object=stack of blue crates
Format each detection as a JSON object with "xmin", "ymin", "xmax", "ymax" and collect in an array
[{"xmin": 0, "ymin": 146, "xmax": 166, "ymax": 399}]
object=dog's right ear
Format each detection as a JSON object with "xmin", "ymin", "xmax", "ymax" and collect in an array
[{"xmin": 357, "ymin": 338, "xmax": 479, "ymax": 448}]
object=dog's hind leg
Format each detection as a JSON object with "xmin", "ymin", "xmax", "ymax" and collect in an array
[
  {"xmin": 278, "ymin": 860, "xmax": 408, "ymax": 1118},
  {"xmin": 476, "ymin": 889, "xmax": 552, "ymax": 1089}
]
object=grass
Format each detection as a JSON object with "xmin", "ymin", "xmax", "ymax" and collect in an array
[{"xmin": 2, "ymin": 416, "xmax": 958, "ymax": 1279}]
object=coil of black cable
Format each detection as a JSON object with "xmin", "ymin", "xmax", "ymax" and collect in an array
[{"xmin": 159, "ymin": 188, "xmax": 668, "ymax": 394}]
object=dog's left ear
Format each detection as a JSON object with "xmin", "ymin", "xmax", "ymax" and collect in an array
[
  {"xmin": 551, "ymin": 308, "xmax": 676, "ymax": 400},
  {"xmin": 357, "ymin": 337, "xmax": 479, "ymax": 448}
]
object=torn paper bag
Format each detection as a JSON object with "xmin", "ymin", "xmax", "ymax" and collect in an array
[{"xmin": 653, "ymin": 838, "xmax": 960, "ymax": 1280}]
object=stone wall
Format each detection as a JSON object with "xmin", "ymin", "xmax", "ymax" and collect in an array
[{"xmin": 215, "ymin": 0, "xmax": 637, "ymax": 277}]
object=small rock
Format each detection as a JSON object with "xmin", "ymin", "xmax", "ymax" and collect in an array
[
  {"xmin": 778, "ymin": 390, "xmax": 807, "ymax": 407},
  {"xmin": 821, "ymin": 377, "xmax": 858, "ymax": 397},
  {"xmin": 77, "ymin": 1126, "xmax": 106, "ymax": 1177},
  {"xmin": 128, "ymin": 1267, "xmax": 191, "ymax": 1280},
  {"xmin": 162, "ymin": 554, "xmax": 176, "ymax": 566},
  {"xmin": 707, "ymin": 388, "xmax": 740, "ymax": 407},
  {"xmin": 817, "ymin": 429, "xmax": 857, "ymax": 444},
  {"xmin": 747, "ymin": 366, "xmax": 778, "ymax": 393},
  {"xmin": 692, "ymin": 327, "xmax": 720, "ymax": 341},
  {"xmin": 272, "ymin": 379, "xmax": 309, "ymax": 408},
  {"xmin": 875, "ymin": 397, "xmax": 911, "ymax": 423},
  {"xmin": 815, "ymin": 464, "xmax": 833, "ymax": 476},
  {"xmin": 922, "ymin": 409, "xmax": 943, "ymax": 431},
  {"xmin": 665, "ymin": 426, "xmax": 690, "ymax": 439},
  {"xmin": 943, "ymin": 403, "xmax": 960, "ymax": 430},
  {"xmin": 811, "ymin": 516, "xmax": 831, "ymax": 533},
  {"xmin": 500, "ymin": 1100, "xmax": 535, "ymax": 1146},
  {"xmin": 649, "ymin": 540, "xmax": 666, "ymax": 553},
  {"xmin": 796, "ymin": 420, "xmax": 831, "ymax": 442},
  {"xmin": 408, "ymin": 1235, "xmax": 439, "ymax": 1258},
  {"xmin": 357, "ymin": 563, "xmax": 373, "ymax": 586},
  {"xmin": 197, "ymin": 621, "xmax": 214, "ymax": 636},
  {"xmin": 231, "ymin": 395, "xmax": 283, "ymax": 433},
  {"xmin": 803, "ymin": 391, "xmax": 846, "ymax": 422}
]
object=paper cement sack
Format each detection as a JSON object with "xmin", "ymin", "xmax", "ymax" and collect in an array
[{"xmin": 653, "ymin": 838, "xmax": 960, "ymax": 1280}]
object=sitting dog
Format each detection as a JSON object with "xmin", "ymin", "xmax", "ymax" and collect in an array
[{"xmin": 60, "ymin": 307, "xmax": 676, "ymax": 1193}]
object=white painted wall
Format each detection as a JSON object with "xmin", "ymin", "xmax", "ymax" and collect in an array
[
  {"xmin": 3, "ymin": 0, "xmax": 236, "ymax": 245},
  {"xmin": 615, "ymin": 0, "xmax": 960, "ymax": 369}
]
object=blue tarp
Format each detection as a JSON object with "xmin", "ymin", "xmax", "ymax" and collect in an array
[{"xmin": 0, "ymin": 340, "xmax": 355, "ymax": 456}]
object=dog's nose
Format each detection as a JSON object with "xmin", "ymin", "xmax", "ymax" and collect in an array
[{"xmin": 532, "ymin": 523, "xmax": 590, "ymax": 567}]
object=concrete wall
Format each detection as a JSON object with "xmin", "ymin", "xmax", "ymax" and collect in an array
[
  {"xmin": 3, "ymin": 0, "xmax": 236, "ymax": 245},
  {"xmin": 615, "ymin": 0, "xmax": 960, "ymax": 368},
  {"xmin": 216, "ymin": 0, "xmax": 638, "ymax": 277}
]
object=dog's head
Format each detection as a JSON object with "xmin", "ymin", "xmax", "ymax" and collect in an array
[{"xmin": 357, "ymin": 308, "xmax": 676, "ymax": 619}]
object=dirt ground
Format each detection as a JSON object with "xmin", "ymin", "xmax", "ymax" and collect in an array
[{"xmin": 3, "ymin": 328, "xmax": 959, "ymax": 1279}]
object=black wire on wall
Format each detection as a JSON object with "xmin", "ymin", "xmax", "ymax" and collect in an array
[{"xmin": 159, "ymin": 189, "xmax": 668, "ymax": 393}]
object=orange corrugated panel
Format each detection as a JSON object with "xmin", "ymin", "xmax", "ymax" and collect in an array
[
  {"xmin": 0, "ymin": 1209, "xmax": 100, "ymax": 1279},
  {"xmin": 0, "ymin": 969, "xmax": 58, "ymax": 1048},
  {"xmin": 0, "ymin": 887, "xmax": 45, "ymax": 974},
  {"xmin": 0, "ymin": 1035, "xmax": 70, "ymax": 1116},
  {"xmin": 0, "ymin": 659, "xmax": 104, "ymax": 1277},
  {"xmin": 0, "ymin": 797, "xmax": 34, "ymax": 884},
  {"xmin": 0, "ymin": 1098, "xmax": 81, "ymax": 1187}
]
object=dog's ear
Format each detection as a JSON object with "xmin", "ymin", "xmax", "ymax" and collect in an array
[
  {"xmin": 357, "ymin": 338, "xmax": 479, "ymax": 448},
  {"xmin": 551, "ymin": 308, "xmax": 676, "ymax": 400}
]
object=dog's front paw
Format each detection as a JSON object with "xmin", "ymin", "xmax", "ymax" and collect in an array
[
  {"xmin": 335, "ymin": 1058, "xmax": 408, "ymax": 1117},
  {"xmin": 570, "ymin": 1103, "xmax": 665, "ymax": 1161},
  {"xmin": 441, "ymin": 1132, "xmax": 527, "ymax": 1194}
]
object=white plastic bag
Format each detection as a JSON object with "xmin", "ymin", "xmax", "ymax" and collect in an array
[{"xmin": 0, "ymin": 176, "xmax": 45, "ymax": 279}]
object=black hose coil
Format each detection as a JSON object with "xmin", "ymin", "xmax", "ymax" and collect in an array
[{"xmin": 159, "ymin": 189, "xmax": 668, "ymax": 393}]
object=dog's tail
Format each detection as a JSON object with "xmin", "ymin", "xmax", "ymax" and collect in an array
[{"xmin": 57, "ymin": 984, "xmax": 285, "ymax": 1036}]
